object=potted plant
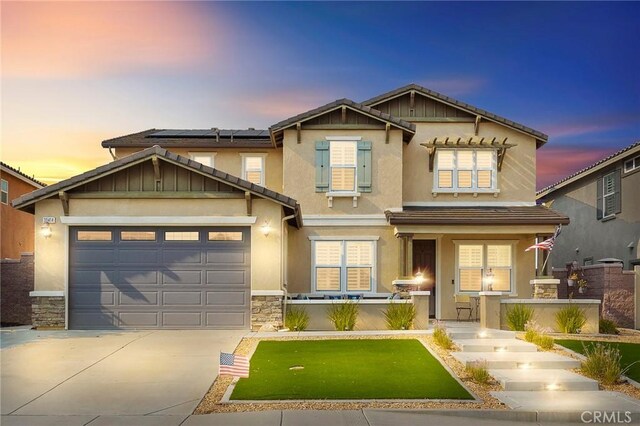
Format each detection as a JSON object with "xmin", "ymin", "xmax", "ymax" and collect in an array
[
  {"xmin": 577, "ymin": 278, "xmax": 588, "ymax": 294},
  {"xmin": 567, "ymin": 272, "xmax": 578, "ymax": 287}
]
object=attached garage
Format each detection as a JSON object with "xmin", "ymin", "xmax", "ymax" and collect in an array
[
  {"xmin": 12, "ymin": 146, "xmax": 302, "ymax": 330},
  {"xmin": 69, "ymin": 226, "xmax": 250, "ymax": 329}
]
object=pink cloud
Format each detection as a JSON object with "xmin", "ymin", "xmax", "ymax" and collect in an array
[
  {"xmin": 1, "ymin": 2, "xmax": 223, "ymax": 78},
  {"xmin": 536, "ymin": 147, "xmax": 615, "ymax": 190},
  {"xmin": 541, "ymin": 114, "xmax": 639, "ymax": 138},
  {"xmin": 233, "ymin": 90, "xmax": 334, "ymax": 121}
]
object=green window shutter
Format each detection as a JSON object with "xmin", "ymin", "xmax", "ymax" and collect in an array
[
  {"xmin": 357, "ymin": 141, "xmax": 372, "ymax": 193},
  {"xmin": 613, "ymin": 169, "xmax": 622, "ymax": 214},
  {"xmin": 315, "ymin": 141, "xmax": 330, "ymax": 192},
  {"xmin": 596, "ymin": 177, "xmax": 603, "ymax": 220}
]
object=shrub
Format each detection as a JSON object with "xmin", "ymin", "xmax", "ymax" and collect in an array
[
  {"xmin": 581, "ymin": 343, "xmax": 622, "ymax": 385},
  {"xmin": 555, "ymin": 304, "xmax": 587, "ymax": 334},
  {"xmin": 506, "ymin": 304, "xmax": 534, "ymax": 331},
  {"xmin": 599, "ymin": 318, "xmax": 619, "ymax": 335},
  {"xmin": 466, "ymin": 361, "xmax": 491, "ymax": 385},
  {"xmin": 285, "ymin": 307, "xmax": 309, "ymax": 331},
  {"xmin": 432, "ymin": 323, "xmax": 453, "ymax": 350},
  {"xmin": 524, "ymin": 320, "xmax": 541, "ymax": 342},
  {"xmin": 326, "ymin": 302, "xmax": 359, "ymax": 331},
  {"xmin": 533, "ymin": 334, "xmax": 555, "ymax": 350},
  {"xmin": 384, "ymin": 303, "xmax": 416, "ymax": 330}
]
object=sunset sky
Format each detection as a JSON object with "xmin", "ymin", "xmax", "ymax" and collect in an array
[{"xmin": 2, "ymin": 1, "xmax": 639, "ymax": 189}]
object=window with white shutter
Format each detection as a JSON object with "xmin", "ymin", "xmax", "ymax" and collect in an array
[
  {"xmin": 312, "ymin": 239, "xmax": 376, "ymax": 293},
  {"xmin": 189, "ymin": 152, "xmax": 216, "ymax": 167},
  {"xmin": 330, "ymin": 142, "xmax": 357, "ymax": 192},
  {"xmin": 435, "ymin": 149, "xmax": 497, "ymax": 192},
  {"xmin": 241, "ymin": 154, "xmax": 266, "ymax": 186},
  {"xmin": 456, "ymin": 242, "xmax": 514, "ymax": 294}
]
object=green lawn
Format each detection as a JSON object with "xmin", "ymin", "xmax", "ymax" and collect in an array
[
  {"xmin": 230, "ymin": 339, "xmax": 473, "ymax": 400},
  {"xmin": 555, "ymin": 340, "xmax": 640, "ymax": 382}
]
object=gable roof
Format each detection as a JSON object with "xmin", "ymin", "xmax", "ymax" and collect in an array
[
  {"xmin": 12, "ymin": 145, "xmax": 302, "ymax": 227},
  {"xmin": 102, "ymin": 129, "xmax": 273, "ymax": 149},
  {"xmin": 269, "ymin": 98, "xmax": 416, "ymax": 145},
  {"xmin": 0, "ymin": 162, "xmax": 46, "ymax": 188},
  {"xmin": 537, "ymin": 141, "xmax": 640, "ymax": 199},
  {"xmin": 362, "ymin": 83, "xmax": 548, "ymax": 147}
]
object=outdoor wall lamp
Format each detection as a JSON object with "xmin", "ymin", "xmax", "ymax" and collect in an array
[
  {"xmin": 414, "ymin": 270, "xmax": 425, "ymax": 284},
  {"xmin": 40, "ymin": 223, "xmax": 52, "ymax": 239},
  {"xmin": 260, "ymin": 221, "xmax": 271, "ymax": 237},
  {"xmin": 483, "ymin": 268, "xmax": 494, "ymax": 291}
]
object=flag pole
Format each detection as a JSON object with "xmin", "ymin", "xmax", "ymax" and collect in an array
[{"xmin": 540, "ymin": 249, "xmax": 551, "ymax": 276}]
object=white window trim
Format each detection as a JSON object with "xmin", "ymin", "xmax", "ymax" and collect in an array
[
  {"xmin": 188, "ymin": 152, "xmax": 216, "ymax": 168},
  {"xmin": 328, "ymin": 141, "xmax": 358, "ymax": 193},
  {"xmin": 1, "ymin": 179, "xmax": 8, "ymax": 205},
  {"xmin": 453, "ymin": 240, "xmax": 518, "ymax": 296},
  {"xmin": 310, "ymin": 237, "xmax": 378, "ymax": 294},
  {"xmin": 602, "ymin": 171, "xmax": 616, "ymax": 219},
  {"xmin": 240, "ymin": 153, "xmax": 267, "ymax": 186},
  {"xmin": 624, "ymin": 155, "xmax": 639, "ymax": 173},
  {"xmin": 433, "ymin": 149, "xmax": 499, "ymax": 194}
]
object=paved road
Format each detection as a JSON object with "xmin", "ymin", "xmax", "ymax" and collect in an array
[{"xmin": 1, "ymin": 329, "xmax": 244, "ymax": 416}]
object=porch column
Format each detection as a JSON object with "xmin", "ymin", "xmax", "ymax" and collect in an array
[
  {"xmin": 479, "ymin": 291, "xmax": 503, "ymax": 330},
  {"xmin": 396, "ymin": 233, "xmax": 414, "ymax": 278}
]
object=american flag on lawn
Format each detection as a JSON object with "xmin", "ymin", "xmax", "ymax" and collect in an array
[
  {"xmin": 525, "ymin": 226, "xmax": 562, "ymax": 252},
  {"xmin": 219, "ymin": 352, "xmax": 250, "ymax": 378}
]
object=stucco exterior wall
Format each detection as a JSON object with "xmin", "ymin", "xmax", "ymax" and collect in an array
[
  {"xmin": 1, "ymin": 172, "xmax": 38, "ymax": 259},
  {"xmin": 500, "ymin": 299, "xmax": 600, "ymax": 333},
  {"xmin": 282, "ymin": 129, "xmax": 404, "ymax": 215},
  {"xmin": 114, "ymin": 147, "xmax": 284, "ymax": 193},
  {"xmin": 34, "ymin": 197, "xmax": 284, "ymax": 294},
  {"xmin": 286, "ymin": 225, "xmax": 399, "ymax": 294},
  {"xmin": 402, "ymin": 121, "xmax": 538, "ymax": 204}
]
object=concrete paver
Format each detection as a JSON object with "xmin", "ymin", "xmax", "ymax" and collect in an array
[
  {"xmin": 1, "ymin": 329, "xmax": 245, "ymax": 416},
  {"xmin": 489, "ymin": 368, "xmax": 599, "ymax": 391},
  {"xmin": 493, "ymin": 390, "xmax": 640, "ymax": 412}
]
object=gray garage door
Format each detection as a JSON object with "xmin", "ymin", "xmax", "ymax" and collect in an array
[{"xmin": 69, "ymin": 226, "xmax": 250, "ymax": 329}]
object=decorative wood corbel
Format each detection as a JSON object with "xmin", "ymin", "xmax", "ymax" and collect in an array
[
  {"xmin": 296, "ymin": 122, "xmax": 301, "ymax": 144},
  {"xmin": 245, "ymin": 192, "xmax": 252, "ymax": 216},
  {"xmin": 59, "ymin": 191, "xmax": 69, "ymax": 216}
]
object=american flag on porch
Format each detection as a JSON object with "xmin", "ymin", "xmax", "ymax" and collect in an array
[
  {"xmin": 525, "ymin": 225, "xmax": 562, "ymax": 252},
  {"xmin": 219, "ymin": 352, "xmax": 250, "ymax": 378}
]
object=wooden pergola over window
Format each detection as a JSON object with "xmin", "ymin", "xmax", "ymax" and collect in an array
[{"xmin": 420, "ymin": 136, "xmax": 517, "ymax": 172}]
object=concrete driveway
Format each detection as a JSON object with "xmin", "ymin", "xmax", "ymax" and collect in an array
[{"xmin": 1, "ymin": 329, "xmax": 244, "ymax": 416}]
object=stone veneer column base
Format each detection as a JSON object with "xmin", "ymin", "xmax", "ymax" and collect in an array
[
  {"xmin": 32, "ymin": 296, "xmax": 65, "ymax": 328},
  {"xmin": 251, "ymin": 295, "xmax": 283, "ymax": 331},
  {"xmin": 531, "ymin": 278, "xmax": 559, "ymax": 299}
]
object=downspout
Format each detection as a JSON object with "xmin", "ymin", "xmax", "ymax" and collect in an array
[{"xmin": 281, "ymin": 214, "xmax": 295, "ymax": 329}]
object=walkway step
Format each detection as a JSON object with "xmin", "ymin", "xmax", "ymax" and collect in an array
[
  {"xmin": 453, "ymin": 338, "xmax": 538, "ymax": 353},
  {"xmin": 489, "ymin": 369, "xmax": 599, "ymax": 391},
  {"xmin": 447, "ymin": 329, "xmax": 516, "ymax": 340},
  {"xmin": 451, "ymin": 351, "xmax": 581, "ymax": 369},
  {"xmin": 492, "ymin": 390, "xmax": 640, "ymax": 413}
]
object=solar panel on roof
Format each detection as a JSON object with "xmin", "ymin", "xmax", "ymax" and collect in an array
[{"xmin": 149, "ymin": 129, "xmax": 270, "ymax": 139}]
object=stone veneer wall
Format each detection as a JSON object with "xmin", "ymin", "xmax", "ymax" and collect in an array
[
  {"xmin": 554, "ymin": 263, "xmax": 635, "ymax": 328},
  {"xmin": 1, "ymin": 253, "xmax": 34, "ymax": 325},
  {"xmin": 32, "ymin": 296, "xmax": 65, "ymax": 328},
  {"xmin": 251, "ymin": 295, "xmax": 283, "ymax": 331}
]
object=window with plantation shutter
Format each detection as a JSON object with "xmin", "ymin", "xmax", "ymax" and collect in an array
[
  {"xmin": 312, "ymin": 239, "xmax": 376, "ymax": 293},
  {"xmin": 241, "ymin": 155, "xmax": 265, "ymax": 186},
  {"xmin": 330, "ymin": 141, "xmax": 357, "ymax": 192},
  {"xmin": 602, "ymin": 171, "xmax": 619, "ymax": 218},
  {"xmin": 456, "ymin": 242, "xmax": 514, "ymax": 294},
  {"xmin": 434, "ymin": 149, "xmax": 497, "ymax": 192}
]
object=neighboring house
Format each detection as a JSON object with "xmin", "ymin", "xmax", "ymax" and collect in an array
[
  {"xmin": 1, "ymin": 162, "xmax": 45, "ymax": 325},
  {"xmin": 13, "ymin": 83, "xmax": 568, "ymax": 330},
  {"xmin": 1, "ymin": 162, "xmax": 45, "ymax": 259},
  {"xmin": 537, "ymin": 141, "xmax": 640, "ymax": 270}
]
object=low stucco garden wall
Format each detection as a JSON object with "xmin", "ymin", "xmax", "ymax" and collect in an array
[{"xmin": 500, "ymin": 299, "xmax": 600, "ymax": 334}]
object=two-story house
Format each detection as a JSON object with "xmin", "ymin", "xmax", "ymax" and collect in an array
[
  {"xmin": 537, "ymin": 141, "xmax": 640, "ymax": 270},
  {"xmin": 13, "ymin": 84, "xmax": 569, "ymax": 330}
]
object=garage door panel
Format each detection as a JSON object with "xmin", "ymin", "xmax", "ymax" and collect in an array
[
  {"xmin": 205, "ymin": 312, "xmax": 247, "ymax": 328},
  {"xmin": 206, "ymin": 270, "xmax": 246, "ymax": 285},
  {"xmin": 162, "ymin": 291, "xmax": 202, "ymax": 305},
  {"xmin": 73, "ymin": 291, "xmax": 116, "ymax": 307},
  {"xmin": 118, "ymin": 270, "xmax": 159, "ymax": 285},
  {"xmin": 71, "ymin": 270, "xmax": 117, "ymax": 285},
  {"xmin": 162, "ymin": 312, "xmax": 202, "ymax": 327},
  {"xmin": 70, "ymin": 226, "xmax": 250, "ymax": 329},
  {"xmin": 206, "ymin": 250, "xmax": 246, "ymax": 265},
  {"xmin": 119, "ymin": 312, "xmax": 160, "ymax": 327},
  {"xmin": 118, "ymin": 291, "xmax": 159, "ymax": 306},
  {"xmin": 118, "ymin": 249, "xmax": 159, "ymax": 264},
  {"xmin": 73, "ymin": 249, "xmax": 115, "ymax": 265},
  {"xmin": 206, "ymin": 291, "xmax": 246, "ymax": 306},
  {"xmin": 162, "ymin": 270, "xmax": 203, "ymax": 285}
]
